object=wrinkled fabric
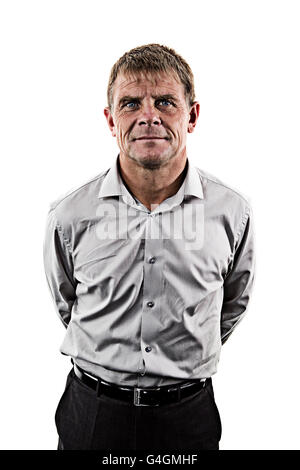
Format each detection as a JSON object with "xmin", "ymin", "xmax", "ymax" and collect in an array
[{"xmin": 43, "ymin": 154, "xmax": 255, "ymax": 387}]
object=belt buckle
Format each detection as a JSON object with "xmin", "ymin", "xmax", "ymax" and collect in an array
[
  {"xmin": 134, "ymin": 387, "xmax": 161, "ymax": 407},
  {"xmin": 134, "ymin": 387, "xmax": 145, "ymax": 406},
  {"xmin": 134, "ymin": 387, "xmax": 156, "ymax": 406}
]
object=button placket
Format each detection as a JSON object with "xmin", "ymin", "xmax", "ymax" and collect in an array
[{"xmin": 140, "ymin": 217, "xmax": 164, "ymax": 371}]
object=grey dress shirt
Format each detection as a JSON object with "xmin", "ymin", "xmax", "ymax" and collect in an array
[{"xmin": 43, "ymin": 154, "xmax": 255, "ymax": 387}]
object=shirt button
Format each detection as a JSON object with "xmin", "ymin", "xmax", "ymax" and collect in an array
[
  {"xmin": 149, "ymin": 257, "xmax": 156, "ymax": 264},
  {"xmin": 147, "ymin": 301, "xmax": 155, "ymax": 308},
  {"xmin": 145, "ymin": 346, "xmax": 152, "ymax": 353}
]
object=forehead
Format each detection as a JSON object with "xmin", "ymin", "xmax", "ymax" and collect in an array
[{"xmin": 113, "ymin": 71, "xmax": 186, "ymax": 100}]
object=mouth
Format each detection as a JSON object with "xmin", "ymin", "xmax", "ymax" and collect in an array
[{"xmin": 133, "ymin": 137, "xmax": 169, "ymax": 141}]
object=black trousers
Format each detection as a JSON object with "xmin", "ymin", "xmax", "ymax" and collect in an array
[{"xmin": 55, "ymin": 368, "xmax": 222, "ymax": 451}]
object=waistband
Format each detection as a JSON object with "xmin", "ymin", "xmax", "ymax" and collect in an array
[{"xmin": 72, "ymin": 362, "xmax": 209, "ymax": 407}]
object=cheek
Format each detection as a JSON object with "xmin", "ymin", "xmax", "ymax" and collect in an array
[
  {"xmin": 115, "ymin": 117, "xmax": 132, "ymax": 140},
  {"xmin": 169, "ymin": 112, "xmax": 189, "ymax": 135},
  {"xmin": 114, "ymin": 125, "xmax": 125, "ymax": 142},
  {"xmin": 179, "ymin": 119, "xmax": 188, "ymax": 133},
  {"xmin": 174, "ymin": 121, "xmax": 188, "ymax": 141}
]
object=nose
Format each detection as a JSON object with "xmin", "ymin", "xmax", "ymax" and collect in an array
[{"xmin": 137, "ymin": 102, "xmax": 162, "ymax": 127}]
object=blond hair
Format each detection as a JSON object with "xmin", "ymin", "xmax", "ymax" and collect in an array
[{"xmin": 107, "ymin": 43, "xmax": 196, "ymax": 111}]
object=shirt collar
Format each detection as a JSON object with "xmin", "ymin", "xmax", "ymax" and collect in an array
[
  {"xmin": 183, "ymin": 158, "xmax": 204, "ymax": 199},
  {"xmin": 97, "ymin": 154, "xmax": 204, "ymax": 201}
]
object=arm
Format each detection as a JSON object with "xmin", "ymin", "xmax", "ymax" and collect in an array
[
  {"xmin": 221, "ymin": 205, "xmax": 255, "ymax": 344},
  {"xmin": 43, "ymin": 207, "xmax": 77, "ymax": 328}
]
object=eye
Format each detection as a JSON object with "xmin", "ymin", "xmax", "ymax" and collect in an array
[
  {"xmin": 157, "ymin": 99, "xmax": 173, "ymax": 107},
  {"xmin": 125, "ymin": 101, "xmax": 138, "ymax": 109}
]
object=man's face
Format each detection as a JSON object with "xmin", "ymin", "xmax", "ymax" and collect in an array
[{"xmin": 104, "ymin": 71, "xmax": 199, "ymax": 170}]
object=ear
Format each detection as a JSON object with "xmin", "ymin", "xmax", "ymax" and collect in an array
[
  {"xmin": 187, "ymin": 102, "xmax": 200, "ymax": 133},
  {"xmin": 104, "ymin": 107, "xmax": 117, "ymax": 137}
]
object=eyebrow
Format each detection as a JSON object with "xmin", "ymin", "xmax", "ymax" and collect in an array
[{"xmin": 118, "ymin": 94, "xmax": 178, "ymax": 107}]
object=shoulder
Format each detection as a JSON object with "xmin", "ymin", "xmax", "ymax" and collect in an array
[
  {"xmin": 194, "ymin": 166, "xmax": 253, "ymax": 226},
  {"xmin": 196, "ymin": 167, "xmax": 251, "ymax": 204},
  {"xmin": 48, "ymin": 168, "xmax": 109, "ymax": 224}
]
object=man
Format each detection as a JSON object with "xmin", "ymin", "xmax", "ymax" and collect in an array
[{"xmin": 43, "ymin": 44, "xmax": 255, "ymax": 451}]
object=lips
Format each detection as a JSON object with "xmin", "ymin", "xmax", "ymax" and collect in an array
[{"xmin": 133, "ymin": 136, "xmax": 168, "ymax": 141}]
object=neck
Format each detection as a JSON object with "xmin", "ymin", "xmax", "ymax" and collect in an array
[{"xmin": 118, "ymin": 152, "xmax": 188, "ymax": 211}]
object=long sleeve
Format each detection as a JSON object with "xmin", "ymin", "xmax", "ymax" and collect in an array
[
  {"xmin": 43, "ymin": 207, "xmax": 77, "ymax": 328},
  {"xmin": 221, "ymin": 205, "xmax": 255, "ymax": 344}
]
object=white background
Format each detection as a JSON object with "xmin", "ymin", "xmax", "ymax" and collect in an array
[{"xmin": 0, "ymin": 0, "xmax": 299, "ymax": 450}]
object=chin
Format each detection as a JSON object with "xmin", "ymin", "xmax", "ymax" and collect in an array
[{"xmin": 130, "ymin": 151, "xmax": 174, "ymax": 169}]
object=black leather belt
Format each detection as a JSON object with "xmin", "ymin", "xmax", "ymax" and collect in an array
[{"xmin": 73, "ymin": 363, "xmax": 208, "ymax": 407}]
